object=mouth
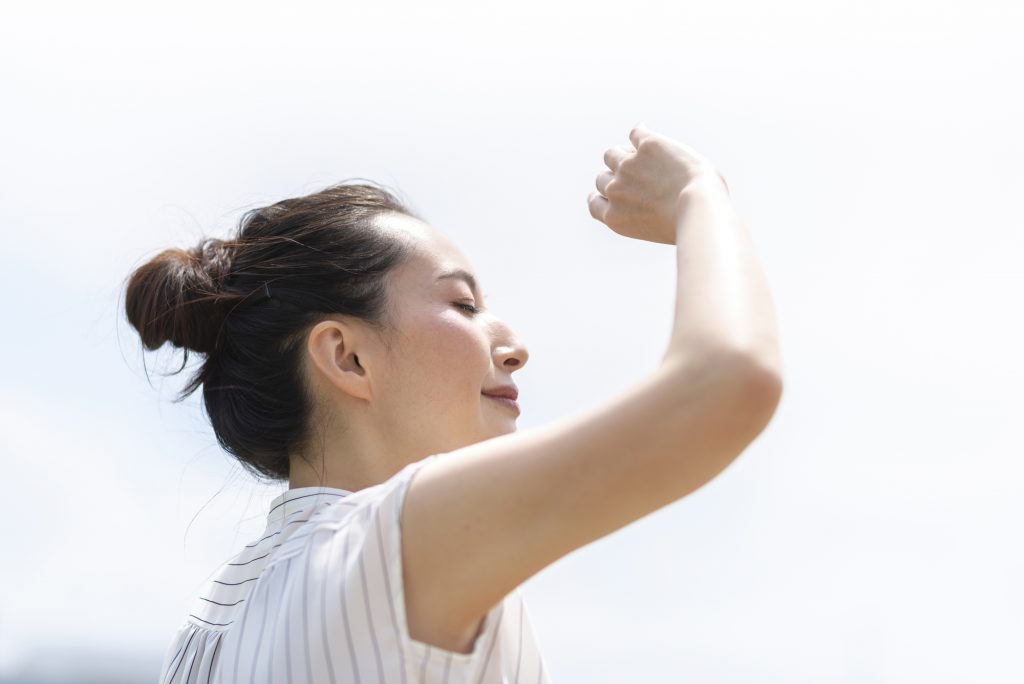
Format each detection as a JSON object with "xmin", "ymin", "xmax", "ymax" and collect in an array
[{"xmin": 481, "ymin": 393, "xmax": 520, "ymax": 415}]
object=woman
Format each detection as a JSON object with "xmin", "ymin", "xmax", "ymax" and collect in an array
[{"xmin": 127, "ymin": 123, "xmax": 783, "ymax": 684}]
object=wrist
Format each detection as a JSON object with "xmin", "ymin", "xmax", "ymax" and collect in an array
[
  {"xmin": 674, "ymin": 173, "xmax": 733, "ymax": 224},
  {"xmin": 679, "ymin": 171, "xmax": 730, "ymax": 203}
]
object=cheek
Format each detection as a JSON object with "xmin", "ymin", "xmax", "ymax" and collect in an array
[
  {"xmin": 435, "ymin": 318, "xmax": 489, "ymax": 375},
  {"xmin": 402, "ymin": 312, "xmax": 490, "ymax": 392}
]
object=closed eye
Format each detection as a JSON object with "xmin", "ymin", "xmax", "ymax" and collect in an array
[{"xmin": 455, "ymin": 302, "xmax": 481, "ymax": 315}]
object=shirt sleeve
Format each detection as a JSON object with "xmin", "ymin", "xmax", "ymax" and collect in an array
[{"xmin": 335, "ymin": 453, "xmax": 510, "ymax": 684}]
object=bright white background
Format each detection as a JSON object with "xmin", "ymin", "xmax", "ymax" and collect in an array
[{"xmin": 2, "ymin": 1, "xmax": 1022, "ymax": 682}]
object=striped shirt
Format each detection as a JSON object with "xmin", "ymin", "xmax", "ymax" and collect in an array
[{"xmin": 158, "ymin": 454, "xmax": 551, "ymax": 683}]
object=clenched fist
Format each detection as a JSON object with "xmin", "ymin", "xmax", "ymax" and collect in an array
[{"xmin": 588, "ymin": 123, "xmax": 730, "ymax": 245}]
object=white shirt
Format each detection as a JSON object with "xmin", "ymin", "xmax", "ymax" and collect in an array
[{"xmin": 158, "ymin": 454, "xmax": 551, "ymax": 683}]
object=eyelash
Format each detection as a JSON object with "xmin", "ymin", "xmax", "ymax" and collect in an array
[{"xmin": 455, "ymin": 302, "xmax": 481, "ymax": 315}]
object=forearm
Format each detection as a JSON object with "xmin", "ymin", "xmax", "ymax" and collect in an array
[{"xmin": 661, "ymin": 177, "xmax": 783, "ymax": 379}]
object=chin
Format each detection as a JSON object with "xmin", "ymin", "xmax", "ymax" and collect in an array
[{"xmin": 490, "ymin": 422, "xmax": 518, "ymax": 437}]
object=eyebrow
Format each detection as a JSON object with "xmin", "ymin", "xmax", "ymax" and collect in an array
[{"xmin": 436, "ymin": 268, "xmax": 487, "ymax": 300}]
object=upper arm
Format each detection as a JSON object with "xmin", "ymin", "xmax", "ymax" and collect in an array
[{"xmin": 400, "ymin": 352, "xmax": 783, "ymax": 648}]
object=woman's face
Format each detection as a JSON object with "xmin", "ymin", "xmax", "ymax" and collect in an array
[{"xmin": 369, "ymin": 212, "xmax": 530, "ymax": 453}]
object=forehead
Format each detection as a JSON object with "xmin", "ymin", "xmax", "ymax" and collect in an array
[{"xmin": 375, "ymin": 211, "xmax": 480, "ymax": 291}]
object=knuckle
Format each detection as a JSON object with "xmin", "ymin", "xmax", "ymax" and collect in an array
[
  {"xmin": 603, "ymin": 148, "xmax": 618, "ymax": 169},
  {"xmin": 615, "ymin": 156, "xmax": 633, "ymax": 179},
  {"xmin": 603, "ymin": 176, "xmax": 618, "ymax": 197},
  {"xmin": 598, "ymin": 170, "xmax": 614, "ymax": 193}
]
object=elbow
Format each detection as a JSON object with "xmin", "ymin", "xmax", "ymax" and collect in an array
[
  {"xmin": 660, "ymin": 343, "xmax": 784, "ymax": 431},
  {"xmin": 729, "ymin": 353, "xmax": 784, "ymax": 431},
  {"xmin": 704, "ymin": 348, "xmax": 783, "ymax": 434}
]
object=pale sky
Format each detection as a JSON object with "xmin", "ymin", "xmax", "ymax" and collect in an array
[{"xmin": 2, "ymin": 1, "xmax": 1022, "ymax": 682}]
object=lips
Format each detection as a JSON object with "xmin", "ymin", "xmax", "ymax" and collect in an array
[
  {"xmin": 482, "ymin": 393, "xmax": 520, "ymax": 414},
  {"xmin": 481, "ymin": 386, "xmax": 518, "ymax": 400}
]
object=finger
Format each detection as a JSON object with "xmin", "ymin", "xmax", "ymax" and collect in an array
[
  {"xmin": 603, "ymin": 145, "xmax": 632, "ymax": 172},
  {"xmin": 628, "ymin": 121, "xmax": 652, "ymax": 149},
  {"xmin": 587, "ymin": 191, "xmax": 609, "ymax": 222},
  {"xmin": 595, "ymin": 169, "xmax": 614, "ymax": 196}
]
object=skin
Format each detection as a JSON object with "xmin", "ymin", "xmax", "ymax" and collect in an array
[{"xmin": 288, "ymin": 211, "xmax": 530, "ymax": 491}]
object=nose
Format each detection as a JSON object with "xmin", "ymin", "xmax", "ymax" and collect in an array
[
  {"xmin": 493, "ymin": 332, "xmax": 529, "ymax": 370},
  {"xmin": 496, "ymin": 345, "xmax": 528, "ymax": 369}
]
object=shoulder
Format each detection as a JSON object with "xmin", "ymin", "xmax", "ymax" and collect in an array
[{"xmin": 271, "ymin": 456, "xmax": 440, "ymax": 561}]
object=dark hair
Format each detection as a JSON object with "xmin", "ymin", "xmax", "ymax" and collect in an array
[{"xmin": 124, "ymin": 180, "xmax": 421, "ymax": 482}]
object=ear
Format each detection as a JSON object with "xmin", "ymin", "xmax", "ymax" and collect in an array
[{"xmin": 306, "ymin": 318, "xmax": 373, "ymax": 402}]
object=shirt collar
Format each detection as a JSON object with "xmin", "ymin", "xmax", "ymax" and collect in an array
[{"xmin": 266, "ymin": 485, "xmax": 352, "ymax": 526}]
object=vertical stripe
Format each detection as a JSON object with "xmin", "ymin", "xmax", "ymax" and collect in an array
[
  {"xmin": 359, "ymin": 506, "xmax": 386, "ymax": 682},
  {"xmin": 302, "ymin": 539, "xmax": 314, "ymax": 684},
  {"xmin": 165, "ymin": 629, "xmax": 195, "ymax": 684},
  {"xmin": 513, "ymin": 599, "xmax": 524, "ymax": 683},
  {"xmin": 163, "ymin": 637, "xmax": 188, "ymax": 684},
  {"xmin": 232, "ymin": 565, "xmax": 266, "ymax": 684},
  {"xmin": 207, "ymin": 632, "xmax": 223, "ymax": 684},
  {"xmin": 536, "ymin": 653, "xmax": 543, "ymax": 684},
  {"xmin": 341, "ymin": 526, "xmax": 362, "ymax": 684},
  {"xmin": 266, "ymin": 563, "xmax": 292, "ymax": 681},
  {"xmin": 442, "ymin": 652, "xmax": 452, "ymax": 684},
  {"xmin": 284, "ymin": 564, "xmax": 296, "ymax": 680},
  {"xmin": 321, "ymin": 530, "xmax": 339, "ymax": 684},
  {"xmin": 419, "ymin": 644, "xmax": 431, "ymax": 684},
  {"xmin": 248, "ymin": 566, "xmax": 274, "ymax": 684},
  {"xmin": 375, "ymin": 501, "xmax": 407, "ymax": 683},
  {"xmin": 184, "ymin": 642, "xmax": 199, "ymax": 684},
  {"xmin": 473, "ymin": 603, "xmax": 505, "ymax": 684}
]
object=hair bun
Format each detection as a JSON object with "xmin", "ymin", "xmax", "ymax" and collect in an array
[{"xmin": 124, "ymin": 237, "xmax": 234, "ymax": 355}]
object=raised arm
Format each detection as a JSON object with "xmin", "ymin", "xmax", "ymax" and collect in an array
[{"xmin": 400, "ymin": 124, "xmax": 783, "ymax": 653}]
